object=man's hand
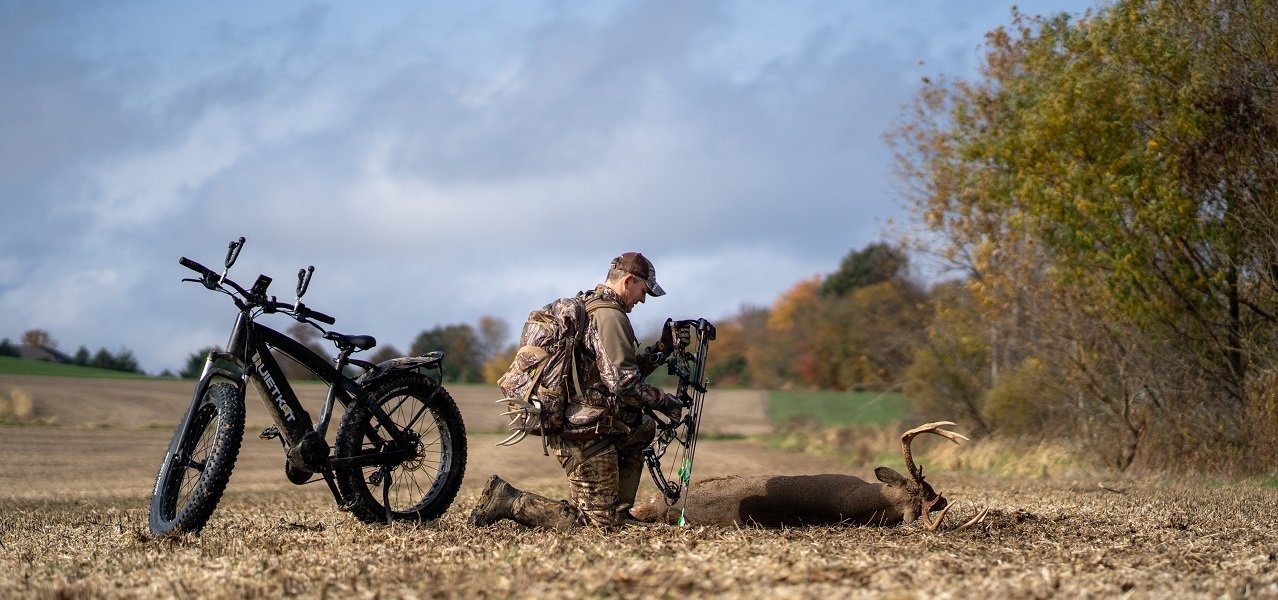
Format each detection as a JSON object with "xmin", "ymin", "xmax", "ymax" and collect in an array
[
  {"xmin": 656, "ymin": 392, "xmax": 684, "ymax": 422},
  {"xmin": 657, "ymin": 319, "xmax": 693, "ymax": 353}
]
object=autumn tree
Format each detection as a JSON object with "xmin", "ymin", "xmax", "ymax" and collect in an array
[
  {"xmin": 891, "ymin": 0, "xmax": 1278, "ymax": 471},
  {"xmin": 21, "ymin": 329, "xmax": 56, "ymax": 349}
]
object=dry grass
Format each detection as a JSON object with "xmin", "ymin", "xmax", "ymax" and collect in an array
[
  {"xmin": 0, "ymin": 387, "xmax": 41, "ymax": 425},
  {"xmin": 2, "ymin": 376, "xmax": 1276, "ymax": 598},
  {"xmin": 2, "ymin": 478, "xmax": 1277, "ymax": 598}
]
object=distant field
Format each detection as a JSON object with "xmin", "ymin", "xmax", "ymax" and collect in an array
[
  {"xmin": 769, "ymin": 390, "xmax": 911, "ymax": 427},
  {"xmin": 0, "ymin": 356, "xmax": 154, "ymax": 379}
]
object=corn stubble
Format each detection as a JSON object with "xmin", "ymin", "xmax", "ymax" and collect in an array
[{"xmin": 2, "ymin": 477, "xmax": 1276, "ymax": 598}]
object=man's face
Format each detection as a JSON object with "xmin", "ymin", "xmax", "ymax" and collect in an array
[{"xmin": 619, "ymin": 274, "xmax": 648, "ymax": 310}]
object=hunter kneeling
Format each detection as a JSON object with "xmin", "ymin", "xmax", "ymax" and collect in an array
[{"xmin": 470, "ymin": 252, "xmax": 688, "ymax": 529}]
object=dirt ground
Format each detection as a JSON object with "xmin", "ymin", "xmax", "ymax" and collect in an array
[{"xmin": 2, "ymin": 377, "xmax": 1277, "ymax": 597}]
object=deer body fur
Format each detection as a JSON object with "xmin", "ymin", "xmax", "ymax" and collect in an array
[
  {"xmin": 631, "ymin": 468, "xmax": 941, "ymax": 527},
  {"xmin": 631, "ymin": 422, "xmax": 968, "ymax": 529}
]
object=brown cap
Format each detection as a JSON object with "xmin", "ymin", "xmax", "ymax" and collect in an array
[{"xmin": 611, "ymin": 252, "xmax": 665, "ymax": 297}]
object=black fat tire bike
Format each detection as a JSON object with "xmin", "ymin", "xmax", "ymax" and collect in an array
[{"xmin": 148, "ymin": 237, "xmax": 467, "ymax": 536}]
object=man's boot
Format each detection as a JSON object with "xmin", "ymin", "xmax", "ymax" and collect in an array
[
  {"xmin": 509, "ymin": 494, "xmax": 582, "ymax": 530},
  {"xmin": 468, "ymin": 475, "xmax": 582, "ymax": 530},
  {"xmin": 468, "ymin": 475, "xmax": 521, "ymax": 526}
]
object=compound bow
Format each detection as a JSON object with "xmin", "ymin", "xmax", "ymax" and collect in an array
[{"xmin": 642, "ymin": 317, "xmax": 716, "ymax": 526}]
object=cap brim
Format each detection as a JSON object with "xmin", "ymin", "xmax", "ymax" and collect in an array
[{"xmin": 646, "ymin": 280, "xmax": 666, "ymax": 297}]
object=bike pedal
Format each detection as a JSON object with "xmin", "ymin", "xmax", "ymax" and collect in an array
[{"xmin": 259, "ymin": 426, "xmax": 281, "ymax": 441}]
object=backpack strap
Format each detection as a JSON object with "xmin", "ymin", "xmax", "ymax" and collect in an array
[
  {"xmin": 584, "ymin": 298, "xmax": 624, "ymax": 315},
  {"xmin": 574, "ymin": 297, "xmax": 623, "ymax": 398}
]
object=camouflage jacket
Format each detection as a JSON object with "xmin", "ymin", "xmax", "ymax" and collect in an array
[{"xmin": 562, "ymin": 285, "xmax": 663, "ymax": 437}]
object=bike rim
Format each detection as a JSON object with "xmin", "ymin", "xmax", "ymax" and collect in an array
[{"xmin": 361, "ymin": 392, "xmax": 454, "ymax": 514}]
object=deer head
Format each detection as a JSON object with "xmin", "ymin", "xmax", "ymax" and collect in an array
[{"xmin": 873, "ymin": 421, "xmax": 968, "ymax": 530}]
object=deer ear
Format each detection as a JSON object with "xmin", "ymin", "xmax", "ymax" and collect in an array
[{"xmin": 875, "ymin": 467, "xmax": 908, "ymax": 485}]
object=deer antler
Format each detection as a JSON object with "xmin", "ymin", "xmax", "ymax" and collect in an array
[
  {"xmin": 956, "ymin": 506, "xmax": 989, "ymax": 531},
  {"xmin": 919, "ymin": 495, "xmax": 954, "ymax": 531},
  {"xmin": 901, "ymin": 421, "xmax": 968, "ymax": 531},
  {"xmin": 900, "ymin": 421, "xmax": 969, "ymax": 481}
]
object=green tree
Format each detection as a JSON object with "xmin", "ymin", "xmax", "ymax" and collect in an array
[
  {"xmin": 0, "ymin": 338, "xmax": 18, "ymax": 357},
  {"xmin": 90, "ymin": 348, "xmax": 113, "ymax": 370},
  {"xmin": 367, "ymin": 344, "xmax": 403, "ymax": 365},
  {"xmin": 411, "ymin": 324, "xmax": 483, "ymax": 383},
  {"xmin": 73, "ymin": 346, "xmax": 90, "ymax": 366},
  {"xmin": 109, "ymin": 348, "xmax": 143, "ymax": 374},
  {"xmin": 820, "ymin": 242, "xmax": 909, "ymax": 298}
]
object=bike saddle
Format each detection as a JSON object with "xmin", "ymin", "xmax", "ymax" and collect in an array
[{"xmin": 323, "ymin": 331, "xmax": 377, "ymax": 351}]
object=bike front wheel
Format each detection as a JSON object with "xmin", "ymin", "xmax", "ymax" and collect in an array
[
  {"xmin": 148, "ymin": 380, "xmax": 245, "ymax": 536},
  {"xmin": 334, "ymin": 373, "xmax": 467, "ymax": 523}
]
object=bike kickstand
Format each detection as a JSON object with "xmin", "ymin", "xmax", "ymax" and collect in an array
[
  {"xmin": 381, "ymin": 466, "xmax": 393, "ymax": 524},
  {"xmin": 320, "ymin": 467, "xmax": 344, "ymax": 507}
]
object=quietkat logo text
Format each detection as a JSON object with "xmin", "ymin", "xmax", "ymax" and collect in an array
[{"xmin": 252, "ymin": 352, "xmax": 296, "ymax": 421}]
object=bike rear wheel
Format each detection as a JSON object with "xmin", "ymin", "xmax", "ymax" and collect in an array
[
  {"xmin": 334, "ymin": 373, "xmax": 467, "ymax": 523},
  {"xmin": 148, "ymin": 381, "xmax": 245, "ymax": 536}
]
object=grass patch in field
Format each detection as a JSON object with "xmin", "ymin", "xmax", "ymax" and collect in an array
[
  {"xmin": 699, "ymin": 432, "xmax": 748, "ymax": 441},
  {"xmin": 769, "ymin": 389, "xmax": 911, "ymax": 428},
  {"xmin": 0, "ymin": 356, "xmax": 154, "ymax": 379},
  {"xmin": 0, "ymin": 387, "xmax": 55, "ymax": 426}
]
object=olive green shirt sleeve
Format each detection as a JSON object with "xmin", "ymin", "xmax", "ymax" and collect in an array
[{"xmin": 591, "ymin": 307, "xmax": 660, "ymax": 407}]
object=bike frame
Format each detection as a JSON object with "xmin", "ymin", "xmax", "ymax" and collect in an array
[{"xmin": 179, "ymin": 306, "xmax": 441, "ymax": 504}]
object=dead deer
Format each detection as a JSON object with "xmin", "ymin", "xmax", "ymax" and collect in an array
[{"xmin": 631, "ymin": 421, "xmax": 974, "ymax": 529}]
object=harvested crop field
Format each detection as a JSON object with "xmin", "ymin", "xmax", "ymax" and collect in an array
[{"xmin": 2, "ymin": 378, "xmax": 1277, "ymax": 597}]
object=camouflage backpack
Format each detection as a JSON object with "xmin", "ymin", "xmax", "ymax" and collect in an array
[{"xmin": 497, "ymin": 292, "xmax": 618, "ymax": 441}]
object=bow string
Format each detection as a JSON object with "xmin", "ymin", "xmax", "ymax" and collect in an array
[{"xmin": 642, "ymin": 318, "xmax": 715, "ymax": 526}]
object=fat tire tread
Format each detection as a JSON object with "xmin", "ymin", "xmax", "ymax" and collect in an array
[
  {"xmin": 334, "ymin": 373, "xmax": 467, "ymax": 524},
  {"xmin": 148, "ymin": 381, "xmax": 245, "ymax": 536}
]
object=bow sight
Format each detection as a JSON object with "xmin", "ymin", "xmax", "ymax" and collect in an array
[{"xmin": 642, "ymin": 318, "xmax": 716, "ymax": 524}]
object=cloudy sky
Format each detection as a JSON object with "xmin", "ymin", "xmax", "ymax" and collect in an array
[{"xmin": 1, "ymin": 0, "xmax": 1097, "ymax": 374}]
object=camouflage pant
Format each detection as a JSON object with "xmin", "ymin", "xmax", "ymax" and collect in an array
[
  {"xmin": 501, "ymin": 417, "xmax": 656, "ymax": 529},
  {"xmin": 551, "ymin": 415, "xmax": 656, "ymax": 526}
]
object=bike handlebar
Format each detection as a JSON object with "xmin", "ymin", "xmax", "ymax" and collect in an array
[
  {"xmin": 179, "ymin": 256, "xmax": 214, "ymax": 277},
  {"xmin": 179, "ymin": 256, "xmax": 336, "ymax": 326},
  {"xmin": 296, "ymin": 305, "xmax": 336, "ymax": 325}
]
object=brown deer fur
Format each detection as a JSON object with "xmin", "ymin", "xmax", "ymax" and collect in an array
[{"xmin": 631, "ymin": 422, "xmax": 965, "ymax": 528}]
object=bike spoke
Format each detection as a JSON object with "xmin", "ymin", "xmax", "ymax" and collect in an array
[{"xmin": 182, "ymin": 452, "xmax": 207, "ymax": 472}]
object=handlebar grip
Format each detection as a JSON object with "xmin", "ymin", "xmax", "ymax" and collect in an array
[
  {"xmin": 225, "ymin": 237, "xmax": 245, "ymax": 269},
  {"xmin": 308, "ymin": 309, "xmax": 336, "ymax": 325},
  {"xmin": 179, "ymin": 257, "xmax": 213, "ymax": 276}
]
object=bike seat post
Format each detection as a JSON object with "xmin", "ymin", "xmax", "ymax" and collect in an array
[{"xmin": 315, "ymin": 347, "xmax": 354, "ymax": 438}]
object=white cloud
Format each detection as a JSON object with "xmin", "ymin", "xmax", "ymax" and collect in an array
[{"xmin": 0, "ymin": 0, "xmax": 1099, "ymax": 373}]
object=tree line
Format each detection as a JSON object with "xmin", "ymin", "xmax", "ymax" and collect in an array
[
  {"xmin": 886, "ymin": 0, "xmax": 1278, "ymax": 474},
  {"xmin": 1, "ymin": 329, "xmax": 144, "ymax": 374}
]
